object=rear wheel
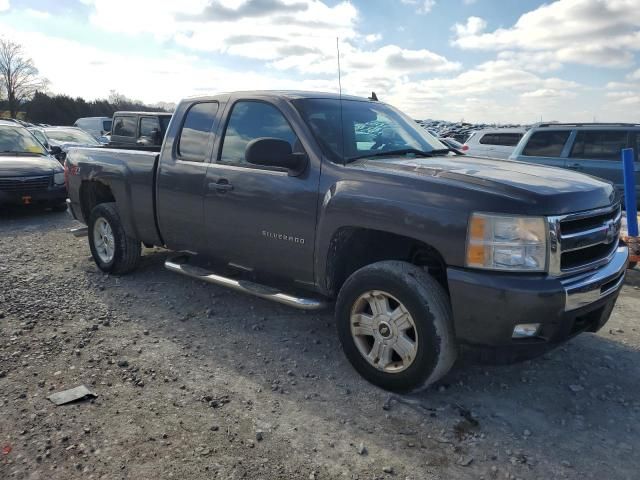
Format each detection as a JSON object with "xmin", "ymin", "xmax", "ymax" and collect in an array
[
  {"xmin": 336, "ymin": 261, "xmax": 457, "ymax": 392},
  {"xmin": 88, "ymin": 202, "xmax": 140, "ymax": 274}
]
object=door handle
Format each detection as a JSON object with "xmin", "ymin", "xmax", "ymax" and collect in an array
[
  {"xmin": 208, "ymin": 180, "xmax": 234, "ymax": 193},
  {"xmin": 567, "ymin": 162, "xmax": 582, "ymax": 169}
]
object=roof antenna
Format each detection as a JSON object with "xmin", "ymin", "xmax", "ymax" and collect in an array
[
  {"xmin": 369, "ymin": 91, "xmax": 378, "ymax": 101},
  {"xmin": 337, "ymin": 37, "xmax": 346, "ymax": 166}
]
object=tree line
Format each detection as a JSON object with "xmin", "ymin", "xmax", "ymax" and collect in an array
[
  {"xmin": 16, "ymin": 91, "xmax": 166, "ymax": 126},
  {"xmin": 0, "ymin": 38, "xmax": 166, "ymax": 126}
]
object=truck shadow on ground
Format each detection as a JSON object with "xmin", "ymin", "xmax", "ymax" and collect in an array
[{"xmin": 87, "ymin": 247, "xmax": 640, "ymax": 478}]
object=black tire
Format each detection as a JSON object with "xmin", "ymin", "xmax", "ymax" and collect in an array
[
  {"xmin": 88, "ymin": 202, "xmax": 141, "ymax": 274},
  {"xmin": 336, "ymin": 260, "xmax": 457, "ymax": 393}
]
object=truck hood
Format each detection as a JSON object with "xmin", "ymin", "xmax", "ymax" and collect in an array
[
  {"xmin": 0, "ymin": 155, "xmax": 60, "ymax": 177},
  {"xmin": 349, "ymin": 155, "xmax": 616, "ymax": 213}
]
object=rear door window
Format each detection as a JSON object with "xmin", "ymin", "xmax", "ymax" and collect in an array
[
  {"xmin": 177, "ymin": 102, "xmax": 219, "ymax": 162},
  {"xmin": 112, "ymin": 116, "xmax": 136, "ymax": 137},
  {"xmin": 103, "ymin": 120, "xmax": 112, "ymax": 132},
  {"xmin": 522, "ymin": 131, "xmax": 570, "ymax": 157},
  {"xmin": 479, "ymin": 133, "xmax": 522, "ymax": 146},
  {"xmin": 570, "ymin": 130, "xmax": 629, "ymax": 161},
  {"xmin": 139, "ymin": 117, "xmax": 160, "ymax": 142},
  {"xmin": 479, "ymin": 134, "xmax": 498, "ymax": 145}
]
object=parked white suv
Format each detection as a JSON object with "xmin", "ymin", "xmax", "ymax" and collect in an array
[
  {"xmin": 462, "ymin": 128, "xmax": 526, "ymax": 159},
  {"xmin": 73, "ymin": 117, "xmax": 112, "ymax": 144}
]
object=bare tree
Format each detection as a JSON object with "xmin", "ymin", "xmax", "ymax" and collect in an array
[{"xmin": 0, "ymin": 39, "xmax": 48, "ymax": 118}]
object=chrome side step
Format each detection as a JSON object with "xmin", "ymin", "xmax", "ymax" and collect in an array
[
  {"xmin": 164, "ymin": 255, "xmax": 328, "ymax": 311},
  {"xmin": 70, "ymin": 226, "xmax": 88, "ymax": 237}
]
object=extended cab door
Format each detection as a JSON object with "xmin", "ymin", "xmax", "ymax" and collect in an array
[
  {"xmin": 202, "ymin": 98, "xmax": 320, "ymax": 284},
  {"xmin": 156, "ymin": 101, "xmax": 220, "ymax": 251}
]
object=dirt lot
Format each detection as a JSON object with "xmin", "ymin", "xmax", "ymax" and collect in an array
[{"xmin": 1, "ymin": 208, "xmax": 639, "ymax": 480}]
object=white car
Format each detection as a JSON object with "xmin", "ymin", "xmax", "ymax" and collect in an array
[
  {"xmin": 73, "ymin": 117, "xmax": 112, "ymax": 144},
  {"xmin": 462, "ymin": 128, "xmax": 526, "ymax": 159}
]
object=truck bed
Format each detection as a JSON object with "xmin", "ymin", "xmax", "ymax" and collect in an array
[{"xmin": 66, "ymin": 146, "xmax": 162, "ymax": 245}]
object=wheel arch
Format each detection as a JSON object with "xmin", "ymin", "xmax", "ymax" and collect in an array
[
  {"xmin": 79, "ymin": 180, "xmax": 138, "ymax": 239},
  {"xmin": 322, "ymin": 226, "xmax": 448, "ymax": 297}
]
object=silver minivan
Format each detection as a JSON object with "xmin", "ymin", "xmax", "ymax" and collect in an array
[
  {"xmin": 462, "ymin": 128, "xmax": 526, "ymax": 159},
  {"xmin": 510, "ymin": 123, "xmax": 639, "ymax": 207}
]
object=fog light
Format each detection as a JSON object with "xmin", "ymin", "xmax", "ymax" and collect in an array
[{"xmin": 512, "ymin": 323, "xmax": 540, "ymax": 338}]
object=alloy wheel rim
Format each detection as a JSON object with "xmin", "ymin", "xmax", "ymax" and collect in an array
[
  {"xmin": 350, "ymin": 290, "xmax": 418, "ymax": 373},
  {"xmin": 93, "ymin": 217, "xmax": 115, "ymax": 264}
]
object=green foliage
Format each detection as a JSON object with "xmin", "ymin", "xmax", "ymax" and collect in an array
[{"xmin": 21, "ymin": 91, "xmax": 166, "ymax": 126}]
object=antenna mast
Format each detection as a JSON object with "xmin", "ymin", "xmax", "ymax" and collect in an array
[{"xmin": 336, "ymin": 37, "xmax": 346, "ymax": 166}]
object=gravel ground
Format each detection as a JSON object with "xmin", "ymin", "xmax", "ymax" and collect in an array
[{"xmin": 1, "ymin": 208, "xmax": 640, "ymax": 480}]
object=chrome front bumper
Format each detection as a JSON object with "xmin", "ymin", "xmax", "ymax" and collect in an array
[{"xmin": 562, "ymin": 245, "xmax": 628, "ymax": 311}]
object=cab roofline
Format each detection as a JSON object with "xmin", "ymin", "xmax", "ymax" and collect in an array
[{"xmin": 181, "ymin": 90, "xmax": 379, "ymax": 103}]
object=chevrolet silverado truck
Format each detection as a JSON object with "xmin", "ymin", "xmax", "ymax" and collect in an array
[{"xmin": 65, "ymin": 91, "xmax": 629, "ymax": 392}]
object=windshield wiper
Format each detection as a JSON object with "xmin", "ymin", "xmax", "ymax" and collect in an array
[
  {"xmin": 429, "ymin": 148, "xmax": 462, "ymax": 156},
  {"xmin": 0, "ymin": 150, "xmax": 46, "ymax": 156},
  {"xmin": 346, "ymin": 148, "xmax": 435, "ymax": 162}
]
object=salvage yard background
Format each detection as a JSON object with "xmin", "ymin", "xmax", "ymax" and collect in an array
[{"xmin": 0, "ymin": 208, "xmax": 639, "ymax": 480}]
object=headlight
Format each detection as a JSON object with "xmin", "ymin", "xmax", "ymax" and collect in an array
[
  {"xmin": 466, "ymin": 213, "xmax": 547, "ymax": 271},
  {"xmin": 53, "ymin": 172, "xmax": 65, "ymax": 185}
]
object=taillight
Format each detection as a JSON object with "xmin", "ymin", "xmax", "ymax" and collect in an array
[
  {"xmin": 461, "ymin": 145, "xmax": 469, "ymax": 151},
  {"xmin": 64, "ymin": 160, "xmax": 69, "ymax": 189}
]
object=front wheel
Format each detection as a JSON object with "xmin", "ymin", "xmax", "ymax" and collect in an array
[
  {"xmin": 336, "ymin": 261, "xmax": 457, "ymax": 393},
  {"xmin": 88, "ymin": 202, "xmax": 141, "ymax": 274}
]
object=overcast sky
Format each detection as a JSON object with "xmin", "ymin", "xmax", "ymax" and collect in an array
[{"xmin": 1, "ymin": 0, "xmax": 639, "ymax": 123}]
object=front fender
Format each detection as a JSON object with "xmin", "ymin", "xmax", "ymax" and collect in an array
[{"xmin": 314, "ymin": 179, "xmax": 468, "ymax": 293}]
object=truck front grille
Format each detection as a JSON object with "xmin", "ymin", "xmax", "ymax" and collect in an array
[
  {"xmin": 549, "ymin": 204, "xmax": 622, "ymax": 276},
  {"xmin": 0, "ymin": 176, "xmax": 51, "ymax": 193}
]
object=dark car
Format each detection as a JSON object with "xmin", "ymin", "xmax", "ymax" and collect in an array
[
  {"xmin": 0, "ymin": 120, "xmax": 67, "ymax": 210},
  {"xmin": 66, "ymin": 91, "xmax": 628, "ymax": 392}
]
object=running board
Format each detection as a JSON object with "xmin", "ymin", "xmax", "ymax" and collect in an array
[
  {"xmin": 164, "ymin": 255, "xmax": 328, "ymax": 311},
  {"xmin": 70, "ymin": 226, "xmax": 88, "ymax": 237}
]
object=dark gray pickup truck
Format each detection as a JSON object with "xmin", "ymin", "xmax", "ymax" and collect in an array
[{"xmin": 65, "ymin": 91, "xmax": 629, "ymax": 392}]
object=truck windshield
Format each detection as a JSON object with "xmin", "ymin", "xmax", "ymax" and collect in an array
[
  {"xmin": 293, "ymin": 98, "xmax": 446, "ymax": 163},
  {"xmin": 0, "ymin": 125, "xmax": 47, "ymax": 156}
]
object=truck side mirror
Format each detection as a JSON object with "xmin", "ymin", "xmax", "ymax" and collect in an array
[{"xmin": 245, "ymin": 137, "xmax": 307, "ymax": 176}]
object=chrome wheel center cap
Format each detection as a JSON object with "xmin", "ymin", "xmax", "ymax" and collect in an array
[{"xmin": 378, "ymin": 321, "xmax": 392, "ymax": 338}]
